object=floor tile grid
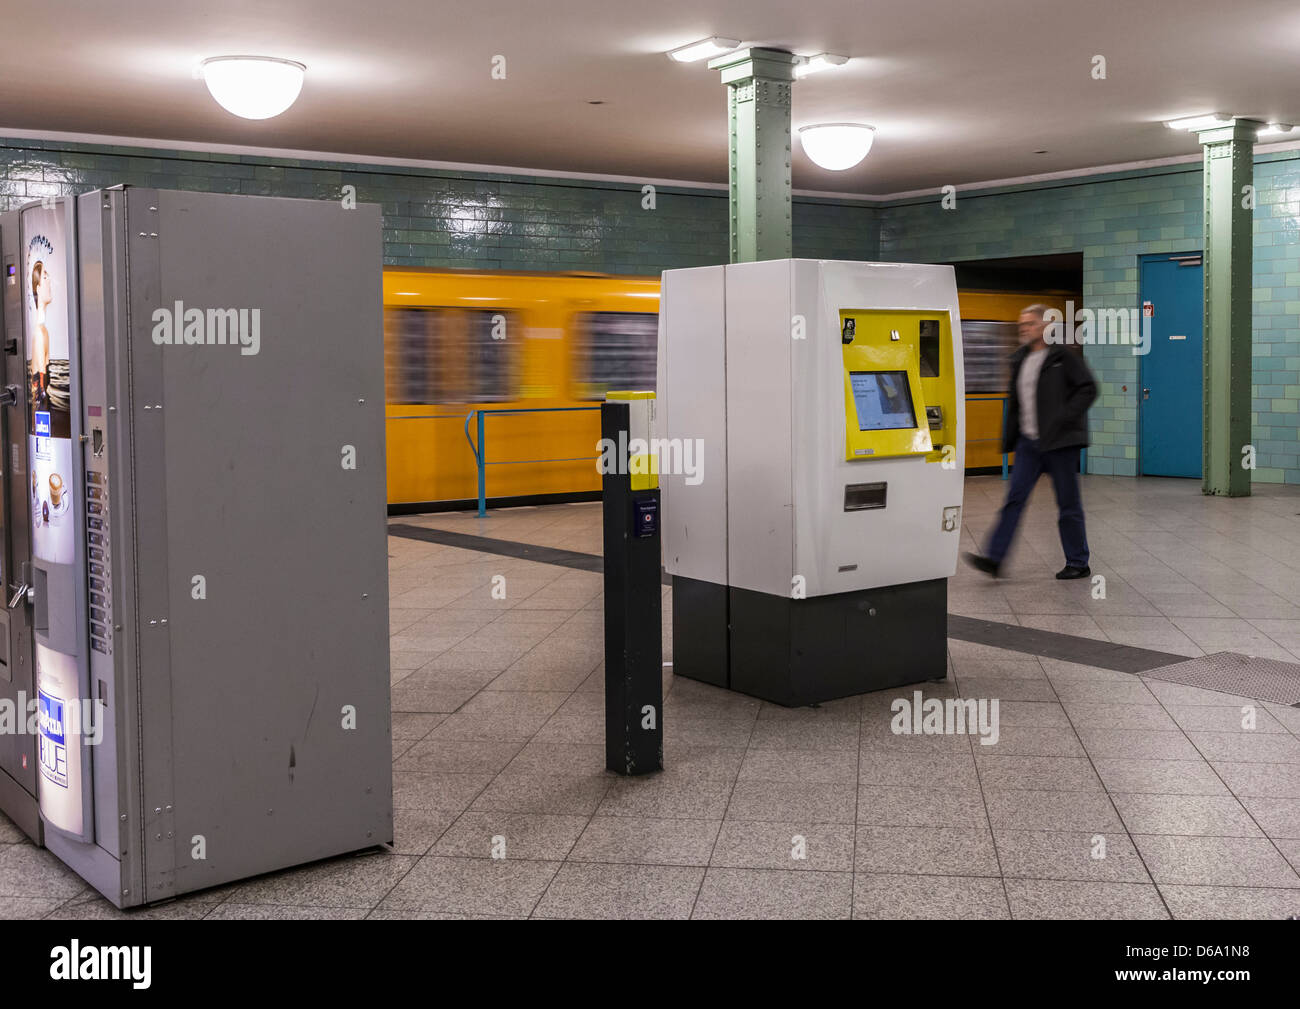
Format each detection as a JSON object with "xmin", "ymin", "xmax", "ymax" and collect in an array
[
  {"xmin": 848, "ymin": 704, "xmax": 865, "ymax": 921},
  {"xmin": 1129, "ymin": 684, "xmax": 1300, "ymax": 899},
  {"xmin": 382, "ymin": 488, "xmax": 1300, "ymax": 920},
  {"xmin": 677, "ymin": 699, "xmax": 756, "ymax": 920},
  {"xmin": 515, "ymin": 674, "xmax": 856, "ymax": 918},
  {"xmin": 363, "ymin": 689, "xmax": 481, "ymax": 920},
  {"xmin": 683, "ymin": 698, "xmax": 863, "ymax": 920},
  {"xmin": 959, "ymin": 475, "xmax": 1300, "ymax": 662},
  {"xmin": 844, "ymin": 673, "xmax": 1018, "ymax": 919},
  {"xmin": 946, "ymin": 677, "xmax": 1015, "ymax": 919},
  {"xmin": 1041, "ymin": 671, "xmax": 1181, "ymax": 918},
  {"xmin": 405, "ymin": 592, "xmax": 613, "ymax": 919},
  {"xmin": 513, "ymin": 682, "xmax": 870, "ymax": 918},
  {"xmin": 1059, "ymin": 673, "xmax": 1300, "ymax": 910},
  {"xmin": 950, "ymin": 656, "xmax": 1171, "ymax": 918},
  {"xmin": 516, "ymin": 673, "xmax": 714, "ymax": 919}
]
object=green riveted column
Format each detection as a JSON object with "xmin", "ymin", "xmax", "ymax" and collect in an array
[
  {"xmin": 708, "ymin": 48, "xmax": 797, "ymax": 263},
  {"xmin": 1197, "ymin": 118, "xmax": 1258, "ymax": 497}
]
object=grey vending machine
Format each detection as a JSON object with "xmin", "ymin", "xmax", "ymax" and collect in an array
[{"xmin": 0, "ymin": 188, "xmax": 393, "ymax": 907}]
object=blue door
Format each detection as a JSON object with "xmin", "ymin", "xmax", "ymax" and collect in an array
[{"xmin": 1140, "ymin": 254, "xmax": 1203, "ymax": 477}]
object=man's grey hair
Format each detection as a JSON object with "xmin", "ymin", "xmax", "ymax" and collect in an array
[{"xmin": 1021, "ymin": 303, "xmax": 1051, "ymax": 319}]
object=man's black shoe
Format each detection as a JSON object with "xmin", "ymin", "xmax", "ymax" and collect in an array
[
  {"xmin": 1056, "ymin": 565, "xmax": 1091, "ymax": 580},
  {"xmin": 963, "ymin": 552, "xmax": 1000, "ymax": 577}
]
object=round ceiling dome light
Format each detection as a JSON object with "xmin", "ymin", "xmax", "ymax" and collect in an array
[
  {"xmin": 798, "ymin": 123, "xmax": 876, "ymax": 171},
  {"xmin": 201, "ymin": 56, "xmax": 306, "ymax": 120}
]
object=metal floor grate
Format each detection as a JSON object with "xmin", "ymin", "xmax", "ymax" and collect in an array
[{"xmin": 1140, "ymin": 652, "xmax": 1300, "ymax": 707}]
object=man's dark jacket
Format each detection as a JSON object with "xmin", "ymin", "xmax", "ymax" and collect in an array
[{"xmin": 1002, "ymin": 344, "xmax": 1098, "ymax": 454}]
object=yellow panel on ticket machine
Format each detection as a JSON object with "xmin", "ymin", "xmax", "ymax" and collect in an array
[{"xmin": 839, "ymin": 309, "xmax": 958, "ymax": 465}]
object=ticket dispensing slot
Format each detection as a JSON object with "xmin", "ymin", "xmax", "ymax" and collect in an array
[{"xmin": 844, "ymin": 482, "xmax": 887, "ymax": 511}]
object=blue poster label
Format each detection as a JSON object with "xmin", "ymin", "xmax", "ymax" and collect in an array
[{"xmin": 38, "ymin": 689, "xmax": 69, "ymax": 788}]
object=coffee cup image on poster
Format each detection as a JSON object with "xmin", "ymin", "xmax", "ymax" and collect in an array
[{"xmin": 23, "ymin": 205, "xmax": 75, "ymax": 565}]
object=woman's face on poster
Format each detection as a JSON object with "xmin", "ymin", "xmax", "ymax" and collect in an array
[{"xmin": 37, "ymin": 264, "xmax": 53, "ymax": 307}]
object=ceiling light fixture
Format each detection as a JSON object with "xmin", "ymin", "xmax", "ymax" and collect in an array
[
  {"xmin": 799, "ymin": 123, "xmax": 876, "ymax": 171},
  {"xmin": 793, "ymin": 53, "xmax": 849, "ymax": 79},
  {"xmin": 1256, "ymin": 123, "xmax": 1295, "ymax": 138},
  {"xmin": 201, "ymin": 56, "xmax": 306, "ymax": 120},
  {"xmin": 1163, "ymin": 113, "xmax": 1231, "ymax": 131},
  {"xmin": 667, "ymin": 37, "xmax": 741, "ymax": 63}
]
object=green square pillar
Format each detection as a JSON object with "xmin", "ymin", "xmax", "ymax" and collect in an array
[
  {"xmin": 708, "ymin": 48, "xmax": 797, "ymax": 263},
  {"xmin": 1197, "ymin": 119, "xmax": 1258, "ymax": 497}
]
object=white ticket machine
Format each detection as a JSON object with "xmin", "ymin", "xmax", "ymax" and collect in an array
[{"xmin": 658, "ymin": 259, "xmax": 965, "ymax": 705}]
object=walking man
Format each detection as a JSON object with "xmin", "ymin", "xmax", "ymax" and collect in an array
[{"xmin": 965, "ymin": 304, "xmax": 1097, "ymax": 579}]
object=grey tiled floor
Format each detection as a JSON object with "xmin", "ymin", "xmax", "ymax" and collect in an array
[{"xmin": 4, "ymin": 475, "xmax": 1300, "ymax": 919}]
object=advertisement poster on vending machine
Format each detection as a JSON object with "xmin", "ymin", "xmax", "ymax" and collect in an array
[
  {"xmin": 23, "ymin": 202, "xmax": 85, "ymax": 837},
  {"xmin": 23, "ymin": 203, "xmax": 75, "ymax": 565}
]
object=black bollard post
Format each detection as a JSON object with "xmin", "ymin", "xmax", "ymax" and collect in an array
[{"xmin": 601, "ymin": 393, "xmax": 664, "ymax": 776}]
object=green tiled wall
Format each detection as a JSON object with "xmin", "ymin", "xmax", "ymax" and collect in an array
[
  {"xmin": 0, "ymin": 137, "xmax": 878, "ymax": 273},
  {"xmin": 4, "ymin": 136, "xmax": 1298, "ymax": 482},
  {"xmin": 876, "ymin": 154, "xmax": 1300, "ymax": 482}
]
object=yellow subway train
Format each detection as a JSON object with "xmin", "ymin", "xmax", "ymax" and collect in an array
[{"xmin": 383, "ymin": 268, "xmax": 1071, "ymax": 510}]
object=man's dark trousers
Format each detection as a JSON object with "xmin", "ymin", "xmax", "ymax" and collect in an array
[{"xmin": 986, "ymin": 435, "xmax": 1089, "ymax": 568}]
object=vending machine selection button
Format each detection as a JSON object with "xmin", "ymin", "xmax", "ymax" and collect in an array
[{"xmin": 91, "ymin": 639, "xmax": 108, "ymax": 654}]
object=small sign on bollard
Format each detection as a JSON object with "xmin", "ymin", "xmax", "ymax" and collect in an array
[{"xmin": 601, "ymin": 392, "xmax": 664, "ymax": 776}]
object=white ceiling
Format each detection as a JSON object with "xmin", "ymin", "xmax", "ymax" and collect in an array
[{"xmin": 2, "ymin": 0, "xmax": 1299, "ymax": 194}]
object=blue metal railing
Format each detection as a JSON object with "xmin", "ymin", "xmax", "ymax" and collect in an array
[{"xmin": 464, "ymin": 406, "xmax": 602, "ymax": 517}]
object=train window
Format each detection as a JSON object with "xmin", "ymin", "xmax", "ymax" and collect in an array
[
  {"xmin": 572, "ymin": 312, "xmax": 658, "ymax": 400},
  {"xmin": 464, "ymin": 311, "xmax": 517, "ymax": 403},
  {"xmin": 961, "ymin": 320, "xmax": 1019, "ymax": 393},
  {"xmin": 384, "ymin": 307, "xmax": 443, "ymax": 404},
  {"xmin": 384, "ymin": 307, "xmax": 518, "ymax": 404}
]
